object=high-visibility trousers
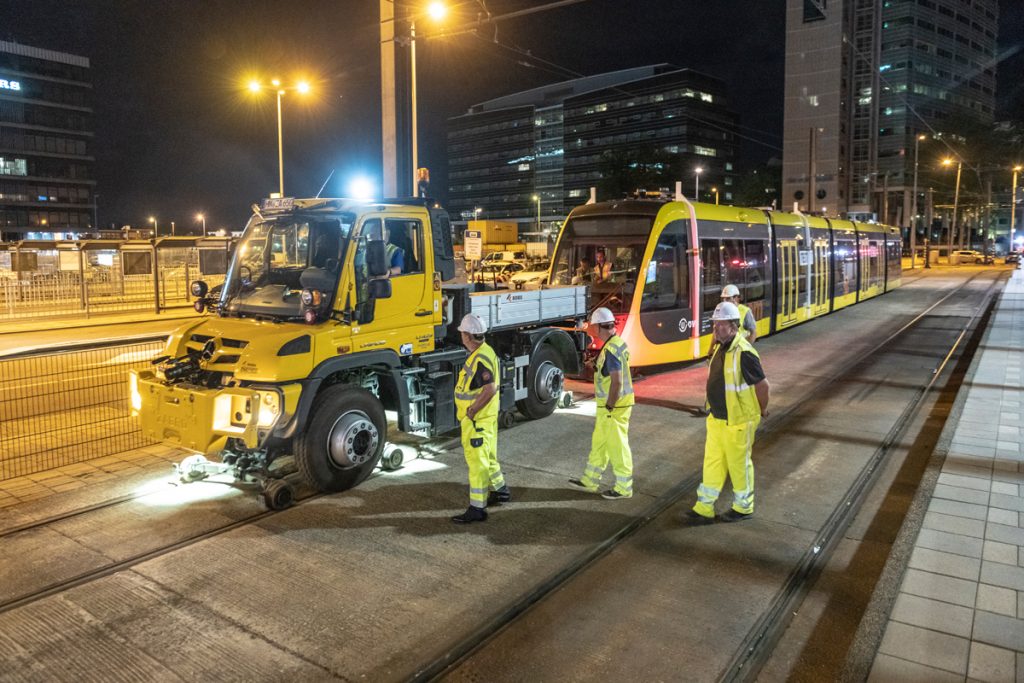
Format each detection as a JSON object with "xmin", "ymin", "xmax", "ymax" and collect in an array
[
  {"xmin": 461, "ymin": 417, "xmax": 504, "ymax": 508},
  {"xmin": 693, "ymin": 415, "xmax": 758, "ymax": 518},
  {"xmin": 580, "ymin": 406, "xmax": 633, "ymax": 496}
]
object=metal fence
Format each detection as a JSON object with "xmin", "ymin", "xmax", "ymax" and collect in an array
[
  {"xmin": 0, "ymin": 237, "xmax": 232, "ymax": 322},
  {"xmin": 0, "ymin": 337, "xmax": 167, "ymax": 481}
]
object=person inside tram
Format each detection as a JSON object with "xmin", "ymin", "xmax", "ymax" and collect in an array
[
  {"xmin": 594, "ymin": 250, "xmax": 612, "ymax": 283},
  {"xmin": 572, "ymin": 258, "xmax": 592, "ymax": 284}
]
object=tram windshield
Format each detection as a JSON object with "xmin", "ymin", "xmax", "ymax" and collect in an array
[{"xmin": 551, "ymin": 214, "xmax": 652, "ymax": 314}]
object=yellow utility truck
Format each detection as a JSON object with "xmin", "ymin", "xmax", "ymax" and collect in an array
[{"xmin": 130, "ymin": 197, "xmax": 587, "ymax": 508}]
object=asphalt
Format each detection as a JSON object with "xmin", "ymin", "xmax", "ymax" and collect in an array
[{"xmin": 0, "ymin": 264, "xmax": 1015, "ymax": 682}]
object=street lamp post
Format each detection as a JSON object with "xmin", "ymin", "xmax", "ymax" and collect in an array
[
  {"xmin": 910, "ymin": 134, "xmax": 926, "ymax": 269},
  {"xmin": 943, "ymin": 158, "xmax": 962, "ymax": 262},
  {"xmin": 1012, "ymin": 165, "xmax": 1022, "ymax": 254},
  {"xmin": 149, "ymin": 216, "xmax": 158, "ymax": 238},
  {"xmin": 710, "ymin": 186, "xmax": 719, "ymax": 205},
  {"xmin": 196, "ymin": 213, "xmax": 207, "ymax": 237},
  {"xmin": 694, "ymin": 167, "xmax": 703, "ymax": 200},
  {"xmin": 531, "ymin": 194, "xmax": 541, "ymax": 232},
  {"xmin": 248, "ymin": 78, "xmax": 311, "ymax": 196}
]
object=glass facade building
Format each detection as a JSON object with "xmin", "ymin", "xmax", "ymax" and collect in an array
[
  {"xmin": 783, "ymin": 0, "xmax": 998, "ymax": 222},
  {"xmin": 0, "ymin": 41, "xmax": 94, "ymax": 240},
  {"xmin": 447, "ymin": 65, "xmax": 737, "ymax": 227}
]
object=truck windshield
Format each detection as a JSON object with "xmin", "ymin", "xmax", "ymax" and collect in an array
[
  {"xmin": 220, "ymin": 213, "xmax": 354, "ymax": 319},
  {"xmin": 550, "ymin": 214, "xmax": 652, "ymax": 314}
]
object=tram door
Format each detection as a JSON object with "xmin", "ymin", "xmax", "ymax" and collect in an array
[
  {"xmin": 777, "ymin": 240, "xmax": 799, "ymax": 327},
  {"xmin": 810, "ymin": 239, "xmax": 830, "ymax": 315}
]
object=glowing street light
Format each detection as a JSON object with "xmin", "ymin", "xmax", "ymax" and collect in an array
[
  {"xmin": 942, "ymin": 157, "xmax": 962, "ymax": 259},
  {"xmin": 910, "ymin": 134, "xmax": 927, "ymax": 269},
  {"xmin": 196, "ymin": 213, "xmax": 206, "ymax": 237},
  {"xmin": 531, "ymin": 194, "xmax": 541, "ymax": 232},
  {"xmin": 710, "ymin": 186, "xmax": 719, "ymax": 205},
  {"xmin": 410, "ymin": 3, "xmax": 447, "ymax": 193},
  {"xmin": 427, "ymin": 1, "xmax": 447, "ymax": 20},
  {"xmin": 148, "ymin": 216, "xmax": 158, "ymax": 237},
  {"xmin": 1012, "ymin": 164, "xmax": 1022, "ymax": 254},
  {"xmin": 247, "ymin": 77, "xmax": 312, "ymax": 196},
  {"xmin": 694, "ymin": 166, "xmax": 703, "ymax": 199}
]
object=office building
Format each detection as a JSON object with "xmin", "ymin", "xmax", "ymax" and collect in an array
[
  {"xmin": 447, "ymin": 65, "xmax": 738, "ymax": 228},
  {"xmin": 783, "ymin": 0, "xmax": 998, "ymax": 223},
  {"xmin": 0, "ymin": 41, "xmax": 94, "ymax": 241}
]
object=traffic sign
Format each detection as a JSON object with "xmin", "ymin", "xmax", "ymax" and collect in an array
[{"xmin": 464, "ymin": 230, "xmax": 482, "ymax": 260}]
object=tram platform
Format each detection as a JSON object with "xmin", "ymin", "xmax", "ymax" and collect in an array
[{"xmin": 863, "ymin": 266, "xmax": 1024, "ymax": 681}]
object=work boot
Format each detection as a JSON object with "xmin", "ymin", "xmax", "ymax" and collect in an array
[
  {"xmin": 683, "ymin": 509, "xmax": 714, "ymax": 525},
  {"xmin": 601, "ymin": 489, "xmax": 632, "ymax": 500},
  {"xmin": 451, "ymin": 506, "xmax": 488, "ymax": 524},
  {"xmin": 487, "ymin": 486, "xmax": 512, "ymax": 505},
  {"xmin": 568, "ymin": 478, "xmax": 598, "ymax": 493},
  {"xmin": 720, "ymin": 509, "xmax": 753, "ymax": 523}
]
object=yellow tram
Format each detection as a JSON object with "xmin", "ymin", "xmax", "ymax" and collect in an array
[{"xmin": 548, "ymin": 195, "xmax": 902, "ymax": 367}]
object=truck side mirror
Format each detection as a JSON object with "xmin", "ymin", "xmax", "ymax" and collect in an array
[
  {"xmin": 368, "ymin": 278, "xmax": 392, "ymax": 299},
  {"xmin": 366, "ymin": 240, "xmax": 389, "ymax": 277}
]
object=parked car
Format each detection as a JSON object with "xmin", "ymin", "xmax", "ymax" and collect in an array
[
  {"xmin": 479, "ymin": 250, "xmax": 526, "ymax": 266},
  {"xmin": 509, "ymin": 261, "xmax": 551, "ymax": 290},
  {"xmin": 470, "ymin": 261, "xmax": 525, "ymax": 288},
  {"xmin": 1005, "ymin": 253, "xmax": 1021, "ymax": 265},
  {"xmin": 952, "ymin": 249, "xmax": 983, "ymax": 264}
]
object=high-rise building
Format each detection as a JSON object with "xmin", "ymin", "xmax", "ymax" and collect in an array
[
  {"xmin": 447, "ymin": 65, "xmax": 738, "ymax": 228},
  {"xmin": 783, "ymin": 0, "xmax": 998, "ymax": 223},
  {"xmin": 0, "ymin": 41, "xmax": 94, "ymax": 240}
]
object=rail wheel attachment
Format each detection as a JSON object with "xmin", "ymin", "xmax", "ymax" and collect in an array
[{"xmin": 262, "ymin": 479, "xmax": 294, "ymax": 510}]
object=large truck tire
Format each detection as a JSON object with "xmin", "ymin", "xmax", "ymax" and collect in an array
[
  {"xmin": 516, "ymin": 344, "xmax": 565, "ymax": 420},
  {"xmin": 294, "ymin": 385, "xmax": 386, "ymax": 493}
]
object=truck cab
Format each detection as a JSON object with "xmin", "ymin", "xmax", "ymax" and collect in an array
[{"xmin": 130, "ymin": 197, "xmax": 587, "ymax": 508}]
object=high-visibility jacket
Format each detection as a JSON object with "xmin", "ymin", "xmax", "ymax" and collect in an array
[
  {"xmin": 455, "ymin": 343, "xmax": 499, "ymax": 421},
  {"xmin": 594, "ymin": 335, "xmax": 634, "ymax": 408},
  {"xmin": 385, "ymin": 243, "xmax": 401, "ymax": 273},
  {"xmin": 720, "ymin": 334, "xmax": 762, "ymax": 426},
  {"xmin": 737, "ymin": 302, "xmax": 753, "ymax": 338}
]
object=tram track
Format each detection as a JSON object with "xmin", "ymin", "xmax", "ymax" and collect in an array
[{"xmin": 420, "ymin": 270, "xmax": 1004, "ymax": 682}]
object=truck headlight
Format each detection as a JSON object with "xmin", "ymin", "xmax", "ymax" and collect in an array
[
  {"xmin": 256, "ymin": 390, "xmax": 281, "ymax": 427},
  {"xmin": 129, "ymin": 372, "xmax": 142, "ymax": 414}
]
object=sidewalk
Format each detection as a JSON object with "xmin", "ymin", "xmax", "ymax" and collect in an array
[
  {"xmin": 0, "ymin": 308, "xmax": 199, "ymax": 336},
  {"xmin": 868, "ymin": 268, "xmax": 1024, "ymax": 681}
]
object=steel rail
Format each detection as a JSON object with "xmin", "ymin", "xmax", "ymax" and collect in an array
[
  {"xmin": 417, "ymin": 271, "xmax": 999, "ymax": 682},
  {"xmin": 719, "ymin": 271, "xmax": 1003, "ymax": 682}
]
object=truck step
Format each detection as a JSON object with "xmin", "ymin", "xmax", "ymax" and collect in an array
[
  {"xmin": 408, "ymin": 393, "xmax": 431, "ymax": 402},
  {"xmin": 409, "ymin": 421, "xmax": 432, "ymax": 431}
]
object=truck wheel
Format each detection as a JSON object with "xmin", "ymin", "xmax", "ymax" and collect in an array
[
  {"xmin": 294, "ymin": 386, "xmax": 386, "ymax": 493},
  {"xmin": 516, "ymin": 344, "xmax": 565, "ymax": 420}
]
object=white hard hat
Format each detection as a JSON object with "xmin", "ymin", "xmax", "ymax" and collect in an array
[
  {"xmin": 711, "ymin": 301, "xmax": 741, "ymax": 321},
  {"xmin": 457, "ymin": 314, "xmax": 487, "ymax": 335},
  {"xmin": 590, "ymin": 307, "xmax": 615, "ymax": 325},
  {"xmin": 721, "ymin": 284, "xmax": 740, "ymax": 298}
]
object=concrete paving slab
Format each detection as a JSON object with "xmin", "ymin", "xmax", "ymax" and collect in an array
[
  {"xmin": 901, "ymin": 567, "xmax": 978, "ymax": 607},
  {"xmin": 891, "ymin": 592, "xmax": 975, "ymax": 638},
  {"xmin": 916, "ymin": 527, "xmax": 985, "ymax": 559},
  {"xmin": 908, "ymin": 546, "xmax": 982, "ymax": 581},
  {"xmin": 877, "ymin": 621, "xmax": 970, "ymax": 675},
  {"xmin": 867, "ymin": 652, "xmax": 963, "ymax": 682},
  {"xmin": 980, "ymin": 562, "xmax": 1024, "ymax": 592},
  {"xmin": 973, "ymin": 611, "xmax": 1024, "ymax": 653},
  {"xmin": 968, "ymin": 641, "xmax": 1017, "ymax": 682},
  {"xmin": 976, "ymin": 583, "xmax": 1017, "ymax": 617}
]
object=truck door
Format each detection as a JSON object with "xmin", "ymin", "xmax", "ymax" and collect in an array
[{"xmin": 351, "ymin": 215, "xmax": 436, "ymax": 356}]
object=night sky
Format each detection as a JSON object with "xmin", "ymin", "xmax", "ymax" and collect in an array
[{"xmin": 4, "ymin": 0, "xmax": 1023, "ymax": 232}]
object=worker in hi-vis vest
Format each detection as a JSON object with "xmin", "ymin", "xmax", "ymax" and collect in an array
[
  {"xmin": 686, "ymin": 301, "xmax": 770, "ymax": 524},
  {"xmin": 569, "ymin": 307, "xmax": 635, "ymax": 499},
  {"xmin": 451, "ymin": 313, "xmax": 510, "ymax": 523},
  {"xmin": 720, "ymin": 284, "xmax": 757, "ymax": 342}
]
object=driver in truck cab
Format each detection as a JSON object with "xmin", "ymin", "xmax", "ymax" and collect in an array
[
  {"xmin": 451, "ymin": 313, "xmax": 511, "ymax": 524},
  {"xmin": 382, "ymin": 225, "xmax": 404, "ymax": 277}
]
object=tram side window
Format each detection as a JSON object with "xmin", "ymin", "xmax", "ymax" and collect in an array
[
  {"xmin": 701, "ymin": 239, "xmax": 723, "ymax": 311},
  {"xmin": 640, "ymin": 225, "xmax": 689, "ymax": 311},
  {"xmin": 834, "ymin": 239, "xmax": 856, "ymax": 295},
  {"xmin": 745, "ymin": 241, "xmax": 768, "ymax": 303},
  {"xmin": 887, "ymin": 240, "xmax": 901, "ymax": 280},
  {"xmin": 869, "ymin": 240, "xmax": 881, "ymax": 288}
]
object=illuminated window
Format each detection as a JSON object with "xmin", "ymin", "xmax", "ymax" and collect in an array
[
  {"xmin": 694, "ymin": 146, "xmax": 717, "ymax": 157},
  {"xmin": 0, "ymin": 158, "xmax": 27, "ymax": 176}
]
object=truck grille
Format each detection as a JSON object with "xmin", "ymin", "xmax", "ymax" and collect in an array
[{"xmin": 186, "ymin": 334, "xmax": 248, "ymax": 369}]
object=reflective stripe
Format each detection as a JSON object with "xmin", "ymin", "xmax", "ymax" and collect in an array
[
  {"xmin": 455, "ymin": 343, "xmax": 499, "ymax": 421},
  {"xmin": 724, "ymin": 383, "xmax": 750, "ymax": 392},
  {"xmin": 594, "ymin": 335, "xmax": 634, "ymax": 406},
  {"xmin": 697, "ymin": 483, "xmax": 720, "ymax": 503},
  {"xmin": 454, "ymin": 391, "xmax": 476, "ymax": 401}
]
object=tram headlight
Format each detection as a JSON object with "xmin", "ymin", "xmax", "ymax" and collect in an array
[{"xmin": 255, "ymin": 390, "xmax": 282, "ymax": 427}]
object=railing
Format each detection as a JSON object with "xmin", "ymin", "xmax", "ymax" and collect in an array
[{"xmin": 0, "ymin": 337, "xmax": 168, "ymax": 481}]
